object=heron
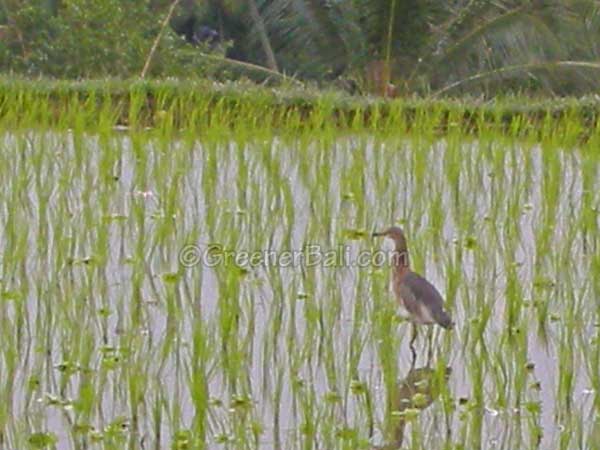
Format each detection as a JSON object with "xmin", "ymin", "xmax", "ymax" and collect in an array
[{"xmin": 373, "ymin": 226, "xmax": 453, "ymax": 361}]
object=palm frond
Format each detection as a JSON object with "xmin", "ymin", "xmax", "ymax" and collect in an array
[{"xmin": 432, "ymin": 60, "xmax": 600, "ymax": 96}]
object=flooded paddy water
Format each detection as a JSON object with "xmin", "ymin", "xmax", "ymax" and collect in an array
[{"xmin": 0, "ymin": 128, "xmax": 599, "ymax": 449}]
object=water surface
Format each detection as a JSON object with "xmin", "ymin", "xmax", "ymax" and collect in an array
[{"xmin": 0, "ymin": 131, "xmax": 598, "ymax": 449}]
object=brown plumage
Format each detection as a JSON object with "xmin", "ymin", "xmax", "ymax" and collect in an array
[{"xmin": 373, "ymin": 226, "xmax": 453, "ymax": 330}]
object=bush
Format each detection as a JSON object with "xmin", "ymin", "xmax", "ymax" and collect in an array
[{"xmin": 0, "ymin": 0, "xmax": 222, "ymax": 78}]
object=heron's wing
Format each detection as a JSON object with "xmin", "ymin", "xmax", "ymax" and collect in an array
[
  {"xmin": 398, "ymin": 283, "xmax": 423, "ymax": 317},
  {"xmin": 403, "ymin": 271, "xmax": 453, "ymax": 328}
]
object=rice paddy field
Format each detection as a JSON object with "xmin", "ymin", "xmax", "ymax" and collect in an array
[{"xmin": 0, "ymin": 81, "xmax": 599, "ymax": 449}]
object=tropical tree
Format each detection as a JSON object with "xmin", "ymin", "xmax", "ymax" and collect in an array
[
  {"xmin": 2, "ymin": 0, "xmax": 600, "ymax": 95},
  {"xmin": 209, "ymin": 0, "xmax": 600, "ymax": 95}
]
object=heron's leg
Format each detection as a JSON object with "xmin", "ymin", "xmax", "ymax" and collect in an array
[
  {"xmin": 409, "ymin": 324, "xmax": 417, "ymax": 367},
  {"xmin": 426, "ymin": 327, "xmax": 434, "ymax": 366}
]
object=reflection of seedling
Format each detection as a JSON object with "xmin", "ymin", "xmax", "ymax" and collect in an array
[
  {"xmin": 324, "ymin": 390, "xmax": 342, "ymax": 403},
  {"xmin": 343, "ymin": 228, "xmax": 368, "ymax": 240},
  {"xmin": 103, "ymin": 416, "xmax": 129, "ymax": 441},
  {"xmin": 28, "ymin": 432, "xmax": 57, "ymax": 449},
  {"xmin": 173, "ymin": 429, "xmax": 193, "ymax": 449},
  {"xmin": 230, "ymin": 395, "xmax": 253, "ymax": 411},
  {"xmin": 350, "ymin": 379, "xmax": 367, "ymax": 395}
]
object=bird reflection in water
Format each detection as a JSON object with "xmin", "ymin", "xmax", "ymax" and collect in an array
[{"xmin": 379, "ymin": 365, "xmax": 452, "ymax": 450}]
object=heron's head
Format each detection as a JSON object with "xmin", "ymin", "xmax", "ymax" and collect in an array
[{"xmin": 372, "ymin": 226, "xmax": 408, "ymax": 252}]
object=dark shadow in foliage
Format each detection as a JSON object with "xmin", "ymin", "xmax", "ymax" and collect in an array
[
  {"xmin": 171, "ymin": 12, "xmax": 220, "ymax": 47},
  {"xmin": 170, "ymin": 1, "xmax": 250, "ymax": 62}
]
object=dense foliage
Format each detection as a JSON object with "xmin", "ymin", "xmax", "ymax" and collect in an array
[
  {"xmin": 1, "ymin": 0, "xmax": 600, "ymax": 96},
  {"xmin": 0, "ymin": 0, "xmax": 226, "ymax": 78}
]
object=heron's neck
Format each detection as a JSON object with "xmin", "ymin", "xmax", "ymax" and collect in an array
[{"xmin": 392, "ymin": 247, "xmax": 410, "ymax": 270}]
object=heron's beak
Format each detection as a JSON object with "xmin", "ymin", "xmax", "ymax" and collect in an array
[{"xmin": 372, "ymin": 231, "xmax": 386, "ymax": 237}]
